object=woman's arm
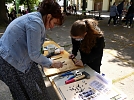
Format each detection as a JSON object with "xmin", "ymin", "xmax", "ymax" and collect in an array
[
  {"xmin": 71, "ymin": 38, "xmax": 80, "ymax": 56},
  {"xmin": 26, "ymin": 21, "xmax": 52, "ymax": 67}
]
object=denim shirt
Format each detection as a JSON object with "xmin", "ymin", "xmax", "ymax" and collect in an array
[{"xmin": 0, "ymin": 12, "xmax": 52, "ymax": 73}]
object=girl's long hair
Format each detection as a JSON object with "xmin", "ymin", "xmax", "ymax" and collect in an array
[{"xmin": 70, "ymin": 19, "xmax": 103, "ymax": 53}]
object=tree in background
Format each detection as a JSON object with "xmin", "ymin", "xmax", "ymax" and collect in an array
[
  {"xmin": 19, "ymin": 0, "xmax": 40, "ymax": 12},
  {"xmin": 0, "ymin": 0, "xmax": 9, "ymax": 26},
  {"xmin": 0, "ymin": 0, "xmax": 40, "ymax": 26}
]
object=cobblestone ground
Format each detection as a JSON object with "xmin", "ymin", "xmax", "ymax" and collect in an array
[{"xmin": 0, "ymin": 13, "xmax": 134, "ymax": 100}]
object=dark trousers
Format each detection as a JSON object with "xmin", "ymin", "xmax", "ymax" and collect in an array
[
  {"xmin": 108, "ymin": 16, "xmax": 117, "ymax": 25},
  {"xmin": 125, "ymin": 13, "xmax": 134, "ymax": 26},
  {"xmin": 116, "ymin": 14, "xmax": 122, "ymax": 24}
]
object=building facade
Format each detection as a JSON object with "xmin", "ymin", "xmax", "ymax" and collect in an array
[{"xmin": 56, "ymin": 0, "xmax": 131, "ymax": 11}]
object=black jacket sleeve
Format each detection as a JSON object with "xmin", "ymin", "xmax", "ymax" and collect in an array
[{"xmin": 71, "ymin": 38, "xmax": 80, "ymax": 56}]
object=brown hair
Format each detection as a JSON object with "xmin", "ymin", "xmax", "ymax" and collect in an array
[
  {"xmin": 70, "ymin": 19, "xmax": 103, "ymax": 53},
  {"xmin": 38, "ymin": 0, "xmax": 64, "ymax": 25}
]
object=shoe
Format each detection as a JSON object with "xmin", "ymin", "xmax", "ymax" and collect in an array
[
  {"xmin": 108, "ymin": 24, "xmax": 109, "ymax": 26},
  {"xmin": 114, "ymin": 25, "xmax": 116, "ymax": 26},
  {"xmin": 123, "ymin": 25, "xmax": 127, "ymax": 28},
  {"xmin": 128, "ymin": 26, "xmax": 131, "ymax": 28}
]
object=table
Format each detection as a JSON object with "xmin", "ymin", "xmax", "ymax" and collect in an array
[
  {"xmin": 90, "ymin": 11, "xmax": 100, "ymax": 18},
  {"xmin": 48, "ymin": 65, "xmax": 127, "ymax": 100},
  {"xmin": 76, "ymin": 10, "xmax": 101, "ymax": 20},
  {"xmin": 43, "ymin": 41, "xmax": 84, "ymax": 77},
  {"xmin": 48, "ymin": 65, "xmax": 96, "ymax": 100},
  {"xmin": 43, "ymin": 41, "xmax": 127, "ymax": 100}
]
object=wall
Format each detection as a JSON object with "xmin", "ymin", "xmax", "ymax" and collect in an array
[
  {"xmin": 87, "ymin": 0, "xmax": 93, "ymax": 10},
  {"xmin": 102, "ymin": 0, "xmax": 109, "ymax": 11}
]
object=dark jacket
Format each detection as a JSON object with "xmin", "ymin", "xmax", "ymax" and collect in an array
[
  {"xmin": 117, "ymin": 1, "xmax": 124, "ymax": 14},
  {"xmin": 127, "ymin": 5, "xmax": 134, "ymax": 15},
  {"xmin": 71, "ymin": 36, "xmax": 105, "ymax": 73}
]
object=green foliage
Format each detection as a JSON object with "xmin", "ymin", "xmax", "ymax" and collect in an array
[
  {"xmin": 19, "ymin": 0, "xmax": 40, "ymax": 11},
  {"xmin": 19, "ymin": 0, "xmax": 39, "ymax": 5},
  {"xmin": 9, "ymin": 7, "xmax": 14, "ymax": 13},
  {"xmin": 5, "ymin": 0, "xmax": 40, "ymax": 13},
  {"xmin": 6, "ymin": 0, "xmax": 40, "ymax": 9}
]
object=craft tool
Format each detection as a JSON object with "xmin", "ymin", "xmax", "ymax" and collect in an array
[
  {"xmin": 53, "ymin": 56, "xmax": 62, "ymax": 60},
  {"xmin": 67, "ymin": 75, "xmax": 76, "ymax": 80},
  {"xmin": 60, "ymin": 71, "xmax": 74, "ymax": 77},
  {"xmin": 72, "ymin": 58, "xmax": 75, "ymax": 64},
  {"xmin": 62, "ymin": 61, "xmax": 65, "ymax": 63},
  {"xmin": 46, "ymin": 52, "xmax": 61, "ymax": 58},
  {"xmin": 65, "ymin": 71, "xmax": 90, "ymax": 84}
]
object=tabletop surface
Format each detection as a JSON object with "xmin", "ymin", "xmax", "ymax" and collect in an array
[
  {"xmin": 49, "ymin": 66, "xmax": 127, "ymax": 100},
  {"xmin": 43, "ymin": 41, "xmax": 127, "ymax": 100},
  {"xmin": 43, "ymin": 41, "xmax": 84, "ymax": 77}
]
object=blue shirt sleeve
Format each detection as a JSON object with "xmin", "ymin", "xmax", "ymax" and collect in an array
[{"xmin": 26, "ymin": 20, "xmax": 52, "ymax": 67}]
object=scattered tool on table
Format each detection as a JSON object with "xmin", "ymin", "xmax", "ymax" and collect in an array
[
  {"xmin": 53, "ymin": 56, "xmax": 62, "ymax": 60},
  {"xmin": 46, "ymin": 52, "xmax": 61, "ymax": 58},
  {"xmin": 72, "ymin": 58, "xmax": 75, "ymax": 64},
  {"xmin": 60, "ymin": 71, "xmax": 74, "ymax": 77},
  {"xmin": 65, "ymin": 71, "xmax": 90, "ymax": 84}
]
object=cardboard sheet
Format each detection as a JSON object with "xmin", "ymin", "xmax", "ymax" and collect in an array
[
  {"xmin": 43, "ymin": 41, "xmax": 84, "ymax": 77},
  {"xmin": 58, "ymin": 76, "xmax": 127, "ymax": 100}
]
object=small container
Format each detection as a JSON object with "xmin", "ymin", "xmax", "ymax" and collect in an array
[
  {"xmin": 47, "ymin": 44, "xmax": 55, "ymax": 54},
  {"xmin": 55, "ymin": 49, "xmax": 60, "ymax": 54},
  {"xmin": 59, "ymin": 47, "xmax": 64, "ymax": 53}
]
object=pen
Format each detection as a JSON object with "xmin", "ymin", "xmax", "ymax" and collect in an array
[
  {"xmin": 60, "ymin": 71, "xmax": 74, "ymax": 77},
  {"xmin": 62, "ymin": 61, "xmax": 65, "ymax": 63},
  {"xmin": 53, "ymin": 56, "xmax": 62, "ymax": 60},
  {"xmin": 67, "ymin": 75, "xmax": 76, "ymax": 80},
  {"xmin": 72, "ymin": 58, "xmax": 75, "ymax": 64}
]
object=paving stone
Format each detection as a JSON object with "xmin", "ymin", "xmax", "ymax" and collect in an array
[{"xmin": 0, "ymin": 12, "xmax": 134, "ymax": 100}]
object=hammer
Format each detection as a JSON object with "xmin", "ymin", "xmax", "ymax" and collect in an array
[{"xmin": 65, "ymin": 71, "xmax": 90, "ymax": 84}]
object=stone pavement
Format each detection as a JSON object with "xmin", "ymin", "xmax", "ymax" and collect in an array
[{"xmin": 0, "ymin": 12, "xmax": 134, "ymax": 100}]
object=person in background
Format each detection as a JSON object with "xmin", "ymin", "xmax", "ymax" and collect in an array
[
  {"xmin": 22, "ymin": 10, "xmax": 26, "ymax": 15},
  {"xmin": 73, "ymin": 4, "xmax": 77, "ymax": 15},
  {"xmin": 5, "ymin": 5, "xmax": 9, "ymax": 19},
  {"xmin": 123, "ymin": 2, "xmax": 134, "ymax": 28},
  {"xmin": 117, "ymin": 0, "xmax": 125, "ymax": 25},
  {"xmin": 11, "ymin": 9, "xmax": 17, "ymax": 21},
  {"xmin": 123, "ymin": 2, "xmax": 131, "ymax": 13},
  {"xmin": 108, "ymin": 2, "xmax": 119, "ymax": 26},
  {"xmin": 0, "ymin": 0, "xmax": 64, "ymax": 100},
  {"xmin": 69, "ymin": 19, "xmax": 105, "ymax": 73}
]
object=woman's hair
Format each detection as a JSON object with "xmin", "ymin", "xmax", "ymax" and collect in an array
[
  {"xmin": 70, "ymin": 19, "xmax": 103, "ymax": 53},
  {"xmin": 38, "ymin": 0, "xmax": 64, "ymax": 25}
]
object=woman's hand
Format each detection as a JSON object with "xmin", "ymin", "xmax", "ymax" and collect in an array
[
  {"xmin": 51, "ymin": 61, "xmax": 63, "ymax": 68},
  {"xmin": 69, "ymin": 54, "xmax": 75, "ymax": 59},
  {"xmin": 74, "ymin": 59, "xmax": 84, "ymax": 67}
]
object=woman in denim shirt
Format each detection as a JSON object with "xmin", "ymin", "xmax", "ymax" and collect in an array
[{"xmin": 0, "ymin": 0, "xmax": 64, "ymax": 100}]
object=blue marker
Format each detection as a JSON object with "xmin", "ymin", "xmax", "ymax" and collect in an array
[
  {"xmin": 61, "ymin": 71, "xmax": 74, "ymax": 77},
  {"xmin": 67, "ymin": 75, "xmax": 76, "ymax": 80}
]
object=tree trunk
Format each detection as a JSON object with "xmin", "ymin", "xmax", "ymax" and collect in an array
[
  {"xmin": 0, "ymin": 0, "xmax": 9, "ymax": 26},
  {"xmin": 63, "ymin": 0, "xmax": 66, "ymax": 13},
  {"xmin": 82, "ymin": 0, "xmax": 86, "ymax": 11},
  {"xmin": 131, "ymin": 0, "xmax": 134, "ymax": 4},
  {"xmin": 26, "ymin": 0, "xmax": 31, "ymax": 12}
]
